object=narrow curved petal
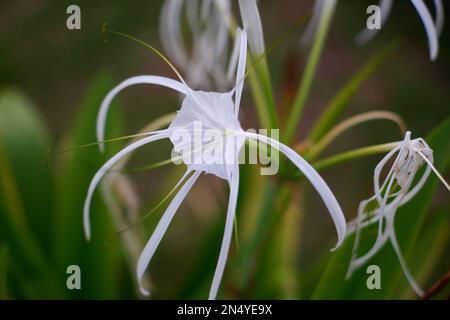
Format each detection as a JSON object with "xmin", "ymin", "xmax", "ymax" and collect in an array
[
  {"xmin": 388, "ymin": 225, "xmax": 424, "ymax": 296},
  {"xmin": 136, "ymin": 170, "xmax": 201, "ymax": 296},
  {"xmin": 410, "ymin": 0, "xmax": 439, "ymax": 60},
  {"xmin": 372, "ymin": 145, "xmax": 401, "ymax": 204},
  {"xmin": 348, "ymin": 226, "xmax": 389, "ymax": 273},
  {"xmin": 355, "ymin": 0, "xmax": 393, "ymax": 45},
  {"xmin": 160, "ymin": 0, "xmax": 189, "ymax": 68},
  {"xmin": 238, "ymin": 0, "xmax": 265, "ymax": 56},
  {"xmin": 83, "ymin": 131, "xmax": 169, "ymax": 240},
  {"xmin": 209, "ymin": 164, "xmax": 239, "ymax": 300},
  {"xmin": 414, "ymin": 148, "xmax": 450, "ymax": 193},
  {"xmin": 96, "ymin": 76, "xmax": 187, "ymax": 152},
  {"xmin": 234, "ymin": 28, "xmax": 248, "ymax": 117},
  {"xmin": 400, "ymin": 162, "xmax": 431, "ymax": 204},
  {"xmin": 346, "ymin": 211, "xmax": 382, "ymax": 236},
  {"xmin": 433, "ymin": 0, "xmax": 444, "ymax": 36},
  {"xmin": 242, "ymin": 132, "xmax": 346, "ymax": 249}
]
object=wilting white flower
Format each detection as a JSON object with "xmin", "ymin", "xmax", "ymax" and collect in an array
[
  {"xmin": 355, "ymin": 0, "xmax": 444, "ymax": 60},
  {"xmin": 83, "ymin": 28, "xmax": 346, "ymax": 299},
  {"xmin": 346, "ymin": 131, "xmax": 450, "ymax": 296},
  {"xmin": 160, "ymin": 0, "xmax": 232, "ymax": 89}
]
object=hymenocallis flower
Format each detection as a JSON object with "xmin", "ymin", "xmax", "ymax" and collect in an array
[
  {"xmin": 302, "ymin": 0, "xmax": 444, "ymax": 60},
  {"xmin": 159, "ymin": 0, "xmax": 268, "ymax": 89},
  {"xmin": 355, "ymin": 0, "xmax": 444, "ymax": 60},
  {"xmin": 346, "ymin": 131, "xmax": 450, "ymax": 296},
  {"xmin": 160, "ymin": 0, "xmax": 233, "ymax": 89},
  {"xmin": 83, "ymin": 28, "xmax": 346, "ymax": 299}
]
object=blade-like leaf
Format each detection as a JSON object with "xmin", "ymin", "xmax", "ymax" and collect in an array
[
  {"xmin": 53, "ymin": 73, "xmax": 125, "ymax": 298},
  {"xmin": 0, "ymin": 88, "xmax": 61, "ymax": 298},
  {"xmin": 0, "ymin": 244, "xmax": 8, "ymax": 299},
  {"xmin": 309, "ymin": 40, "xmax": 398, "ymax": 143}
]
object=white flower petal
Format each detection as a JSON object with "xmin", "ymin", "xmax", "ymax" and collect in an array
[
  {"xmin": 433, "ymin": 0, "xmax": 445, "ymax": 36},
  {"xmin": 234, "ymin": 28, "xmax": 248, "ymax": 117},
  {"xmin": 388, "ymin": 225, "xmax": 424, "ymax": 296},
  {"xmin": 238, "ymin": 0, "xmax": 265, "ymax": 56},
  {"xmin": 301, "ymin": 0, "xmax": 325, "ymax": 46},
  {"xmin": 83, "ymin": 131, "xmax": 169, "ymax": 240},
  {"xmin": 355, "ymin": 0, "xmax": 393, "ymax": 45},
  {"xmin": 96, "ymin": 76, "xmax": 187, "ymax": 152},
  {"xmin": 372, "ymin": 146, "xmax": 400, "ymax": 204},
  {"xmin": 136, "ymin": 170, "xmax": 201, "ymax": 296},
  {"xmin": 160, "ymin": 0, "xmax": 189, "ymax": 68},
  {"xmin": 410, "ymin": 0, "xmax": 439, "ymax": 60},
  {"xmin": 348, "ymin": 221, "xmax": 389, "ymax": 274},
  {"xmin": 209, "ymin": 164, "xmax": 239, "ymax": 300},
  {"xmin": 414, "ymin": 148, "xmax": 450, "ymax": 193},
  {"xmin": 242, "ymin": 132, "xmax": 346, "ymax": 249}
]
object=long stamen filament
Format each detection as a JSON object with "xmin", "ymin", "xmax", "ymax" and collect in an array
[
  {"xmin": 415, "ymin": 148, "xmax": 450, "ymax": 192},
  {"xmin": 102, "ymin": 23, "xmax": 187, "ymax": 85},
  {"xmin": 44, "ymin": 131, "xmax": 160, "ymax": 170},
  {"xmin": 104, "ymin": 171, "xmax": 193, "ymax": 244}
]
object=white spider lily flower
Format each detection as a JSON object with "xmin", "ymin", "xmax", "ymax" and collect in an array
[
  {"xmin": 346, "ymin": 131, "xmax": 450, "ymax": 296},
  {"xmin": 160, "ymin": 0, "xmax": 232, "ymax": 89},
  {"xmin": 83, "ymin": 28, "xmax": 346, "ymax": 299},
  {"xmin": 355, "ymin": 0, "xmax": 444, "ymax": 60}
]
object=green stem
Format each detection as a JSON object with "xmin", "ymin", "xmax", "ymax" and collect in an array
[
  {"xmin": 247, "ymin": 66, "xmax": 272, "ymax": 129},
  {"xmin": 283, "ymin": 0, "xmax": 336, "ymax": 144},
  {"xmin": 256, "ymin": 58, "xmax": 278, "ymax": 129},
  {"xmin": 291, "ymin": 142, "xmax": 397, "ymax": 180},
  {"xmin": 308, "ymin": 39, "xmax": 399, "ymax": 142}
]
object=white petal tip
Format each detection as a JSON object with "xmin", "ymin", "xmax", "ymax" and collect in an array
[
  {"xmin": 83, "ymin": 208, "xmax": 91, "ymax": 241},
  {"xmin": 330, "ymin": 237, "xmax": 344, "ymax": 252},
  {"xmin": 83, "ymin": 226, "xmax": 91, "ymax": 242},
  {"xmin": 430, "ymin": 51, "xmax": 438, "ymax": 61},
  {"xmin": 139, "ymin": 286, "xmax": 150, "ymax": 297}
]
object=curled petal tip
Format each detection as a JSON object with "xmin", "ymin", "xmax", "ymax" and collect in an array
[
  {"xmin": 139, "ymin": 286, "xmax": 150, "ymax": 297},
  {"xmin": 83, "ymin": 219, "xmax": 91, "ymax": 241}
]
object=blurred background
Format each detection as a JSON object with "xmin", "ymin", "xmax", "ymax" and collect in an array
[{"xmin": 0, "ymin": 0, "xmax": 449, "ymax": 299}]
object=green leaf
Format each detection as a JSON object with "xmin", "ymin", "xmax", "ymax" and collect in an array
[
  {"xmin": 0, "ymin": 244, "xmax": 8, "ymax": 299},
  {"xmin": 0, "ymin": 88, "xmax": 53, "ymax": 251},
  {"xmin": 52, "ymin": 73, "xmax": 125, "ymax": 298},
  {"xmin": 396, "ymin": 206, "xmax": 450, "ymax": 299},
  {"xmin": 0, "ymin": 88, "xmax": 61, "ymax": 298},
  {"xmin": 311, "ymin": 117, "xmax": 450, "ymax": 299}
]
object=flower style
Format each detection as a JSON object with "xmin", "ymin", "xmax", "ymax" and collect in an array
[
  {"xmin": 346, "ymin": 131, "xmax": 450, "ymax": 296},
  {"xmin": 83, "ymin": 28, "xmax": 346, "ymax": 299},
  {"xmin": 160, "ymin": 0, "xmax": 233, "ymax": 89},
  {"xmin": 355, "ymin": 0, "xmax": 444, "ymax": 60}
]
